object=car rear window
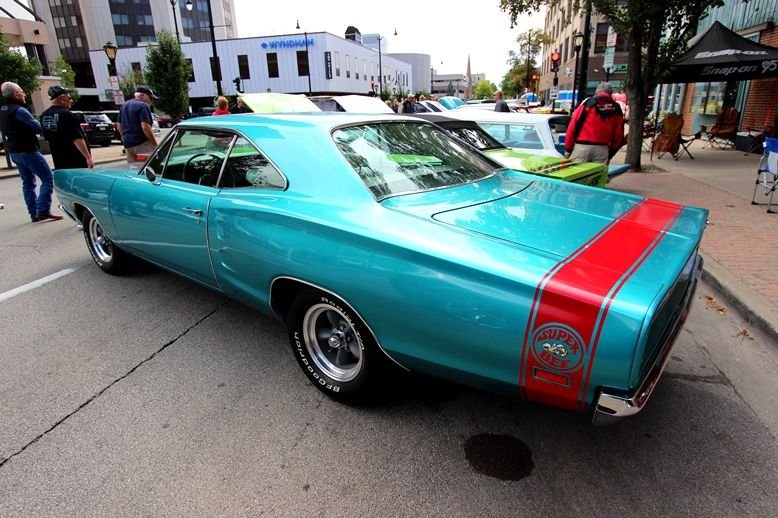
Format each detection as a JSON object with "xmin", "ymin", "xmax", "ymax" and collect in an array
[
  {"xmin": 333, "ymin": 121, "xmax": 497, "ymax": 200},
  {"xmin": 84, "ymin": 113, "xmax": 111, "ymax": 124}
]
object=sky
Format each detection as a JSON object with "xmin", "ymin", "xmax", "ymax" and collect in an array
[{"xmin": 232, "ymin": 1, "xmax": 546, "ymax": 86}]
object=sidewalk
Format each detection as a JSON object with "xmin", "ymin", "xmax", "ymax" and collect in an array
[
  {"xmin": 1, "ymin": 142, "xmax": 126, "ymax": 173},
  {"xmin": 3, "ymin": 139, "xmax": 777, "ymax": 341},
  {"xmin": 609, "ymin": 139, "xmax": 778, "ymax": 342}
]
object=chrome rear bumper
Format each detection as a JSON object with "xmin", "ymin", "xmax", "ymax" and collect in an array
[{"xmin": 593, "ymin": 253, "xmax": 703, "ymax": 426}]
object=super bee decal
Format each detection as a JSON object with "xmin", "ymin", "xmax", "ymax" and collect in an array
[
  {"xmin": 532, "ymin": 323, "xmax": 585, "ymax": 373},
  {"xmin": 519, "ymin": 198, "xmax": 683, "ymax": 410}
]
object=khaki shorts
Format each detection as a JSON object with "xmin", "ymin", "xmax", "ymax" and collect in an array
[
  {"xmin": 570, "ymin": 143, "xmax": 610, "ymax": 165},
  {"xmin": 125, "ymin": 140, "xmax": 157, "ymax": 164}
]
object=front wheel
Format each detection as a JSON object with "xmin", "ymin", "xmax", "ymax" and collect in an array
[
  {"xmin": 287, "ymin": 288, "xmax": 385, "ymax": 402},
  {"xmin": 83, "ymin": 210, "xmax": 127, "ymax": 274}
]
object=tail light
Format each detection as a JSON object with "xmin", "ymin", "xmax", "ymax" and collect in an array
[
  {"xmin": 135, "ymin": 153, "xmax": 150, "ymax": 162},
  {"xmin": 80, "ymin": 123, "xmax": 92, "ymax": 131}
]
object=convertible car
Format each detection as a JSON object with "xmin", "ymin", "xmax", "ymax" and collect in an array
[{"xmin": 54, "ymin": 113, "xmax": 707, "ymax": 425}]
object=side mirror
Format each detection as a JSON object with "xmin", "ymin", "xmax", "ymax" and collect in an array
[{"xmin": 144, "ymin": 165, "xmax": 157, "ymax": 182}]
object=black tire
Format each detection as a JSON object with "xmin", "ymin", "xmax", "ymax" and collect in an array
[
  {"xmin": 82, "ymin": 210, "xmax": 127, "ymax": 274},
  {"xmin": 287, "ymin": 288, "xmax": 385, "ymax": 402}
]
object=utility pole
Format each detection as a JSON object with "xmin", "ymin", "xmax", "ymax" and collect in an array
[{"xmin": 525, "ymin": 31, "xmax": 532, "ymax": 95}]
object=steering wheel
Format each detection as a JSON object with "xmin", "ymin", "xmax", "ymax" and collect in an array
[{"xmin": 182, "ymin": 153, "xmax": 222, "ymax": 183}]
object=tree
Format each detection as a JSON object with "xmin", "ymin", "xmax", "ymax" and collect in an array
[
  {"xmin": 505, "ymin": 28, "xmax": 550, "ymax": 97},
  {"xmin": 0, "ymin": 32, "xmax": 42, "ymax": 107},
  {"xmin": 117, "ymin": 65, "xmax": 145, "ymax": 102},
  {"xmin": 143, "ymin": 30, "xmax": 191, "ymax": 118},
  {"xmin": 49, "ymin": 55, "xmax": 79, "ymax": 103},
  {"xmin": 499, "ymin": 0, "xmax": 723, "ymax": 170},
  {"xmin": 380, "ymin": 83, "xmax": 392, "ymax": 101},
  {"xmin": 473, "ymin": 79, "xmax": 496, "ymax": 99},
  {"xmin": 446, "ymin": 81, "xmax": 455, "ymax": 96}
]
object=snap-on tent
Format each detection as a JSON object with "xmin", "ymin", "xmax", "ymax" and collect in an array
[
  {"xmin": 664, "ymin": 21, "xmax": 778, "ymax": 83},
  {"xmin": 650, "ymin": 21, "xmax": 778, "ymax": 159}
]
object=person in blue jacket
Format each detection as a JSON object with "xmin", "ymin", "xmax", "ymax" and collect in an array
[{"xmin": 0, "ymin": 82, "xmax": 63, "ymax": 222}]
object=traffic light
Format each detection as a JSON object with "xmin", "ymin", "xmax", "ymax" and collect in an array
[
  {"xmin": 531, "ymin": 73, "xmax": 538, "ymax": 82},
  {"xmin": 550, "ymin": 50, "xmax": 560, "ymax": 72},
  {"xmin": 233, "ymin": 77, "xmax": 242, "ymax": 93}
]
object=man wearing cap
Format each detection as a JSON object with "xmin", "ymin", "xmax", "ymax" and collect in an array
[
  {"xmin": 117, "ymin": 86, "xmax": 159, "ymax": 163},
  {"xmin": 40, "ymin": 85, "xmax": 94, "ymax": 170},
  {"xmin": 564, "ymin": 82, "xmax": 624, "ymax": 165},
  {"xmin": 0, "ymin": 81, "xmax": 63, "ymax": 222}
]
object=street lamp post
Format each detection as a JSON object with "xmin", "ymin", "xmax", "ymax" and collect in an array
[
  {"xmin": 186, "ymin": 0, "xmax": 222, "ymax": 96},
  {"xmin": 377, "ymin": 34, "xmax": 384, "ymax": 98},
  {"xmin": 575, "ymin": 0, "xmax": 593, "ymax": 107},
  {"xmin": 375, "ymin": 29, "xmax": 396, "ymax": 100},
  {"xmin": 103, "ymin": 41, "xmax": 122, "ymax": 106},
  {"xmin": 169, "ymin": 0, "xmax": 181, "ymax": 44},
  {"xmin": 572, "ymin": 31, "xmax": 584, "ymax": 109},
  {"xmin": 296, "ymin": 19, "xmax": 312, "ymax": 94}
]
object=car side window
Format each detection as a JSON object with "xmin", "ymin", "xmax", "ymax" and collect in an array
[
  {"xmin": 162, "ymin": 129, "xmax": 234, "ymax": 186},
  {"xmin": 220, "ymin": 136, "xmax": 285, "ymax": 189},
  {"xmin": 144, "ymin": 131, "xmax": 176, "ymax": 177}
]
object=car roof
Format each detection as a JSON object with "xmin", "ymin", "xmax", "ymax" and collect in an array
[
  {"xmin": 446, "ymin": 110, "xmax": 562, "ymax": 123},
  {"xmin": 408, "ymin": 113, "xmax": 480, "ymax": 128}
]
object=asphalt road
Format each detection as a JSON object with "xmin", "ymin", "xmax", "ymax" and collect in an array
[{"xmin": 0, "ymin": 176, "xmax": 776, "ymax": 517}]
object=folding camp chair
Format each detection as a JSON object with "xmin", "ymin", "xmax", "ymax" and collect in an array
[
  {"xmin": 652, "ymin": 114, "xmax": 694, "ymax": 160},
  {"xmin": 642, "ymin": 121, "xmax": 657, "ymax": 152},
  {"xmin": 751, "ymin": 136, "xmax": 778, "ymax": 213},
  {"xmin": 743, "ymin": 117, "xmax": 777, "ymax": 156},
  {"xmin": 706, "ymin": 107, "xmax": 739, "ymax": 149}
]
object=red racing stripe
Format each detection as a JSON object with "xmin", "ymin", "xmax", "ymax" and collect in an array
[{"xmin": 519, "ymin": 198, "xmax": 683, "ymax": 411}]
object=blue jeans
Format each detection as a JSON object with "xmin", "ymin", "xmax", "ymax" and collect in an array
[{"xmin": 10, "ymin": 151, "xmax": 54, "ymax": 218}]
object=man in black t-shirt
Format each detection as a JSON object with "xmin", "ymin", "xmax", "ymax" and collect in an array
[{"xmin": 40, "ymin": 86, "xmax": 93, "ymax": 170}]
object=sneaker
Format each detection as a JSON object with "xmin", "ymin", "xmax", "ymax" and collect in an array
[{"xmin": 35, "ymin": 213, "xmax": 64, "ymax": 222}]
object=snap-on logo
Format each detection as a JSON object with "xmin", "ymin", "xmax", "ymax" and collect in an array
[{"xmin": 531, "ymin": 323, "xmax": 585, "ymax": 373}]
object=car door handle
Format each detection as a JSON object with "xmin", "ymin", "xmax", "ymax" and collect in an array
[{"xmin": 182, "ymin": 207, "xmax": 203, "ymax": 216}]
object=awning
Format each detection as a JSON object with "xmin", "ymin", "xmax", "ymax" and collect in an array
[{"xmin": 664, "ymin": 21, "xmax": 778, "ymax": 83}]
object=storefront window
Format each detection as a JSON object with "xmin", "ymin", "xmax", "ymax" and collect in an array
[{"xmin": 691, "ymin": 82, "xmax": 726, "ymax": 115}]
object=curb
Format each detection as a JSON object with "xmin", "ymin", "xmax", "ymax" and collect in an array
[{"xmin": 700, "ymin": 251, "xmax": 778, "ymax": 344}]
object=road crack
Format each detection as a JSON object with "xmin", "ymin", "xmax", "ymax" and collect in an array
[{"xmin": 0, "ymin": 300, "xmax": 231, "ymax": 469}]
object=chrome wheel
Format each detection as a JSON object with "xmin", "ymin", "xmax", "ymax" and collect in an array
[
  {"xmin": 88, "ymin": 215, "xmax": 113, "ymax": 263},
  {"xmin": 303, "ymin": 303, "xmax": 363, "ymax": 382}
]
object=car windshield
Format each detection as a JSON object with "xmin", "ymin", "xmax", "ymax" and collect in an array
[
  {"xmin": 477, "ymin": 122, "xmax": 544, "ymax": 150},
  {"xmin": 333, "ymin": 122, "xmax": 498, "ymax": 200},
  {"xmin": 444, "ymin": 126, "xmax": 504, "ymax": 151}
]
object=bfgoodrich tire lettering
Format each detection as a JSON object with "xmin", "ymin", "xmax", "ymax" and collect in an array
[
  {"xmin": 287, "ymin": 288, "xmax": 384, "ymax": 402},
  {"xmin": 83, "ymin": 210, "xmax": 126, "ymax": 274}
]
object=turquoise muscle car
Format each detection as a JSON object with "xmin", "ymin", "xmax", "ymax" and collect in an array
[{"xmin": 53, "ymin": 113, "xmax": 707, "ymax": 425}]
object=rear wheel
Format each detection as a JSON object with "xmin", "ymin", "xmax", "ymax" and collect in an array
[
  {"xmin": 83, "ymin": 210, "xmax": 127, "ymax": 274},
  {"xmin": 287, "ymin": 288, "xmax": 385, "ymax": 402}
]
